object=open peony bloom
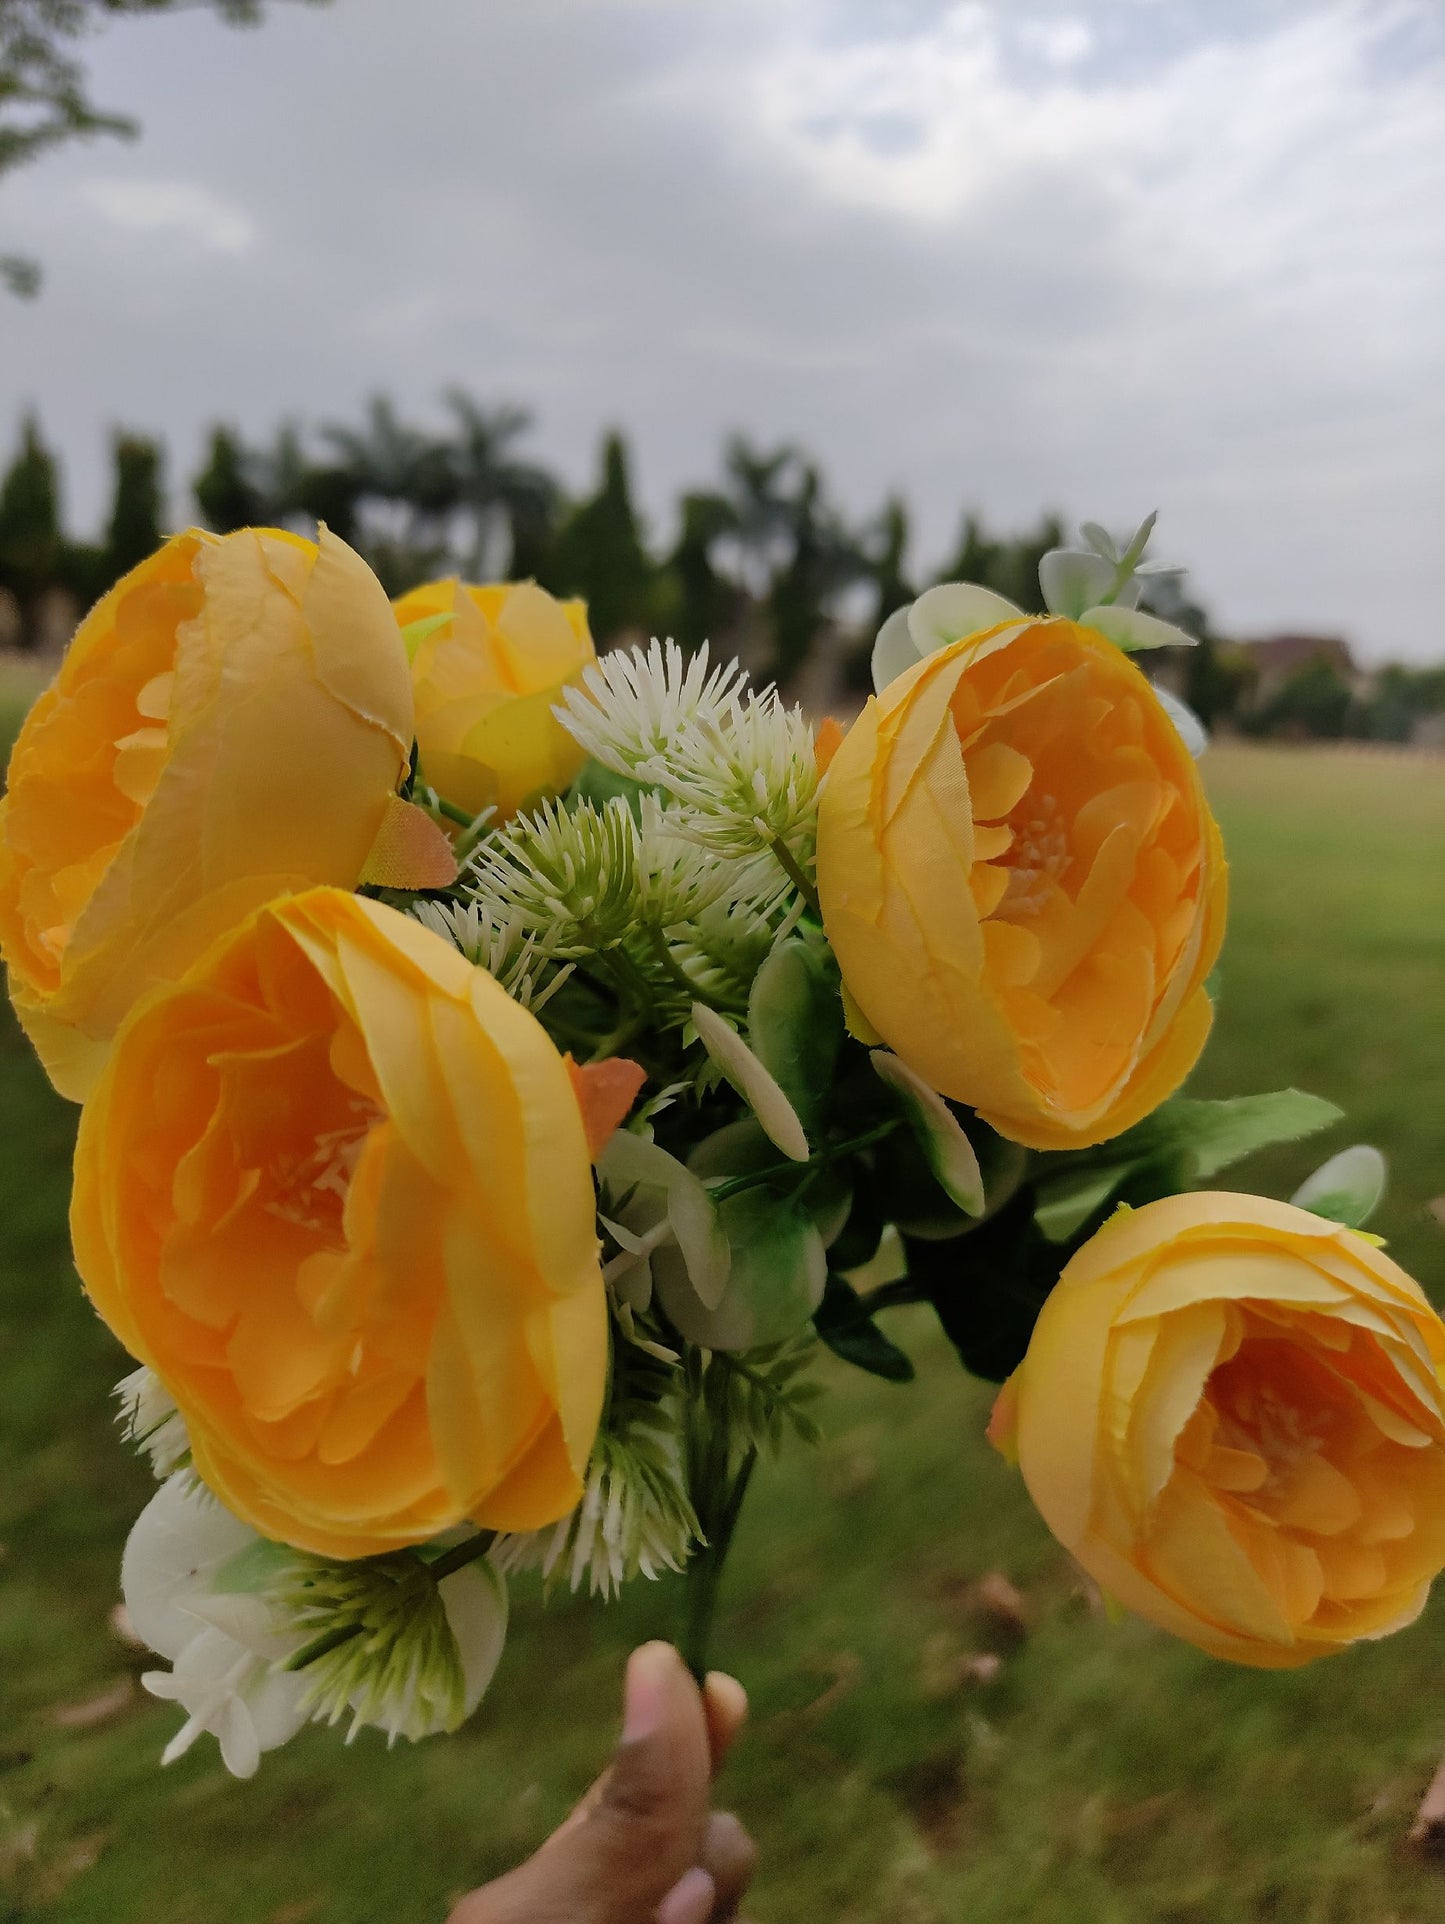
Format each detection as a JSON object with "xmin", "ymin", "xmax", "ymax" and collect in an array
[
  {"xmin": 816, "ymin": 608, "xmax": 1227, "ymax": 1149},
  {"xmin": 394, "ymin": 578, "xmax": 595, "ymax": 823},
  {"xmin": 990, "ymin": 1193, "xmax": 1445, "ymax": 1667},
  {"xmin": 72, "ymin": 887, "xmax": 606, "ymax": 1559},
  {"xmin": 0, "ymin": 527, "xmax": 413, "ymax": 1099}
]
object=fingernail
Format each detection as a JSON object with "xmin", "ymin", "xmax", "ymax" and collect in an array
[
  {"xmin": 657, "ymin": 1866, "xmax": 716, "ymax": 1924},
  {"xmin": 622, "ymin": 1641, "xmax": 675, "ymax": 1744}
]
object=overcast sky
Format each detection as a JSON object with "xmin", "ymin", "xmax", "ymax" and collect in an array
[{"xmin": 3, "ymin": 0, "xmax": 1442, "ymax": 661}]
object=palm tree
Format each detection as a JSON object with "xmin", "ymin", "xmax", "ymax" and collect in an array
[
  {"xmin": 443, "ymin": 390, "xmax": 557, "ymax": 579},
  {"xmin": 767, "ymin": 463, "xmax": 869, "ymax": 686},
  {"xmin": 320, "ymin": 395, "xmax": 455, "ymax": 547},
  {"xmin": 720, "ymin": 435, "xmax": 800, "ymax": 599}
]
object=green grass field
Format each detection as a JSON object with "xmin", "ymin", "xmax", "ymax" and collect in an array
[{"xmin": 1, "ymin": 735, "xmax": 1443, "ymax": 1923}]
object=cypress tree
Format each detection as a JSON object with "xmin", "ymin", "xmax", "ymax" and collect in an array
[
  {"xmin": 103, "ymin": 433, "xmax": 165, "ymax": 588},
  {"xmin": 193, "ymin": 425, "xmax": 264, "ymax": 532},
  {"xmin": 0, "ymin": 413, "xmax": 62, "ymax": 648},
  {"xmin": 548, "ymin": 431, "xmax": 654, "ymax": 644}
]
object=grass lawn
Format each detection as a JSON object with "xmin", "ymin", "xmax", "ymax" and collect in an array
[{"xmin": 1, "ymin": 733, "xmax": 1443, "ymax": 1923}]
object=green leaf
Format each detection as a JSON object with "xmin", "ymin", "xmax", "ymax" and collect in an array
[
  {"xmin": 399, "ymin": 611, "xmax": 454, "ymax": 662},
  {"xmin": 599, "ymin": 1130, "xmax": 730, "ymax": 1310},
  {"xmin": 1034, "ymin": 1159, "xmax": 1146, "ymax": 1242},
  {"xmin": 870, "ymin": 1050, "xmax": 985, "ymax": 1214},
  {"xmin": 567, "ymin": 758, "xmax": 654, "ymax": 821},
  {"xmin": 1111, "ymin": 1089, "xmax": 1343, "ymax": 1181},
  {"xmin": 1291, "ymin": 1144, "xmax": 1387, "ymax": 1228},
  {"xmin": 814, "ymin": 1273, "xmax": 915, "ymax": 1383},
  {"xmin": 653, "ymin": 1122, "xmax": 826, "ymax": 1350},
  {"xmin": 692, "ymin": 1002, "xmax": 810, "ymax": 1162},
  {"xmin": 748, "ymin": 938, "xmax": 842, "ymax": 1133}
]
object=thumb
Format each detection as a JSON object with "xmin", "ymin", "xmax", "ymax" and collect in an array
[{"xmin": 456, "ymin": 1643, "xmax": 713, "ymax": 1924}]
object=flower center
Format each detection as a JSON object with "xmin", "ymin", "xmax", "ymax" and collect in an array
[
  {"xmin": 265, "ymin": 1100, "xmax": 381, "ymax": 1235},
  {"xmin": 1000, "ymin": 787, "xmax": 1070, "ymax": 915}
]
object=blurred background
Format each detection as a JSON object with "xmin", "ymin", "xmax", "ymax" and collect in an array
[{"xmin": 1, "ymin": 3, "xmax": 1443, "ymax": 1920}]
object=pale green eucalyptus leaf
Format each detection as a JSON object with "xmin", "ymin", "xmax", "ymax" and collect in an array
[
  {"xmin": 1291, "ymin": 1144, "xmax": 1387, "ymax": 1229},
  {"xmin": 653, "ymin": 1122, "xmax": 826, "ymax": 1350},
  {"xmin": 747, "ymin": 938, "xmax": 841, "ymax": 1132},
  {"xmin": 692, "ymin": 1001, "xmax": 810, "ymax": 1162},
  {"xmin": 871, "ymin": 1050, "xmax": 985, "ymax": 1215}
]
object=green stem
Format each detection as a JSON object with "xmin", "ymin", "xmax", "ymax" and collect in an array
[
  {"xmin": 426, "ymin": 1530, "xmax": 498, "ymax": 1582},
  {"xmin": 706, "ymin": 1117, "xmax": 902, "ymax": 1204},
  {"xmin": 680, "ymin": 1445, "xmax": 757, "ymax": 1686},
  {"xmin": 645, "ymin": 926, "xmax": 729, "ymax": 1012},
  {"xmin": 766, "ymin": 833, "xmax": 822, "ymax": 918}
]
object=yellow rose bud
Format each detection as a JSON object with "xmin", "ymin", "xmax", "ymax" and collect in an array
[
  {"xmin": 394, "ymin": 578, "xmax": 595, "ymax": 823},
  {"xmin": 0, "ymin": 527, "xmax": 413, "ymax": 1100},
  {"xmin": 990, "ymin": 1192, "xmax": 1445, "ymax": 1667},
  {"xmin": 816, "ymin": 618, "xmax": 1227, "ymax": 1149},
  {"xmin": 70, "ymin": 886, "xmax": 606, "ymax": 1560}
]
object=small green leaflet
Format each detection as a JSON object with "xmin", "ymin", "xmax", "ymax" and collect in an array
[
  {"xmin": 1291, "ymin": 1144, "xmax": 1387, "ymax": 1229},
  {"xmin": 399, "ymin": 611, "xmax": 455, "ymax": 662}
]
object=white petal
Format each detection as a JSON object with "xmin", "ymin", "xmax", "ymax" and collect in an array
[
  {"xmin": 1081, "ymin": 604, "xmax": 1197, "ymax": 653},
  {"xmin": 1038, "ymin": 548, "xmax": 1117, "ymax": 619},
  {"xmin": 216, "ymin": 1702, "xmax": 262, "ymax": 1781},
  {"xmin": 1151, "ymin": 683, "xmax": 1209, "ymax": 758},
  {"xmin": 121, "ymin": 1476, "xmax": 258, "ymax": 1662},
  {"xmin": 907, "ymin": 582, "xmax": 1023, "ymax": 655},
  {"xmin": 691, "ymin": 1002, "xmax": 810, "ymax": 1162},
  {"xmin": 870, "ymin": 604, "xmax": 921, "ymax": 693}
]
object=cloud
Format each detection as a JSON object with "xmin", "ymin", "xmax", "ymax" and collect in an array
[
  {"xmin": 1, "ymin": 0, "xmax": 1441, "ymax": 660},
  {"xmin": 79, "ymin": 178, "xmax": 256, "ymax": 255}
]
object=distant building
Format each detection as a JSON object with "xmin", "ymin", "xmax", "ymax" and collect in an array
[{"xmin": 1239, "ymin": 634, "xmax": 1359, "ymax": 699}]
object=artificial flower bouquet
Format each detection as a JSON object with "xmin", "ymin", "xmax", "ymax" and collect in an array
[{"xmin": 3, "ymin": 512, "xmax": 1441, "ymax": 1780}]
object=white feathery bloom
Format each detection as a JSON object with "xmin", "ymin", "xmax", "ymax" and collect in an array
[
  {"xmin": 557, "ymin": 641, "xmax": 820, "ymax": 864},
  {"xmin": 467, "ymin": 796, "xmax": 641, "ymax": 956},
  {"xmin": 409, "ymin": 896, "xmax": 573, "ymax": 1012},
  {"xmin": 557, "ymin": 639, "xmax": 747, "ymax": 775},
  {"xmin": 283, "ymin": 1549, "xmax": 508, "ymax": 1746},
  {"xmin": 115, "ymin": 1366, "xmax": 191, "ymax": 1480},
  {"xmin": 494, "ymin": 1343, "xmax": 699, "ymax": 1601},
  {"xmin": 122, "ymin": 1475, "xmax": 309, "ymax": 1779}
]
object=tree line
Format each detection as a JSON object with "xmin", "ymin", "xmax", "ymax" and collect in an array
[{"xmin": 0, "ymin": 399, "xmax": 1440, "ymax": 741}]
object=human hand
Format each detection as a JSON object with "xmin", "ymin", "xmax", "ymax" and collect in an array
[{"xmin": 448, "ymin": 1641, "xmax": 756, "ymax": 1923}]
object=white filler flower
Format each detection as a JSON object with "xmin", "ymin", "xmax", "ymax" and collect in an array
[{"xmin": 122, "ymin": 1475, "xmax": 309, "ymax": 1778}]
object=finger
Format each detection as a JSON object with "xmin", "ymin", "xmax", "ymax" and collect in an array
[
  {"xmin": 702, "ymin": 1671, "xmax": 748, "ymax": 1773},
  {"xmin": 699, "ymin": 1810, "xmax": 757, "ymax": 1920},
  {"xmin": 522, "ymin": 1642, "xmax": 711, "ymax": 1918},
  {"xmin": 655, "ymin": 1866, "xmax": 717, "ymax": 1924}
]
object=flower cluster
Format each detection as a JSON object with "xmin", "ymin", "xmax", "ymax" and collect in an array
[{"xmin": 3, "ymin": 511, "xmax": 1440, "ymax": 1779}]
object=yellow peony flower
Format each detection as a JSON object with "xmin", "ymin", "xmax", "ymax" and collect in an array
[
  {"xmin": 0, "ymin": 527, "xmax": 413, "ymax": 1100},
  {"xmin": 70, "ymin": 886, "xmax": 606, "ymax": 1561},
  {"xmin": 815, "ymin": 615, "xmax": 1227, "ymax": 1149},
  {"xmin": 394, "ymin": 578, "xmax": 595, "ymax": 823},
  {"xmin": 989, "ymin": 1192, "xmax": 1445, "ymax": 1667}
]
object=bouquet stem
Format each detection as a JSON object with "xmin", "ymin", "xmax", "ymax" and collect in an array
[{"xmin": 680, "ymin": 1442, "xmax": 757, "ymax": 1685}]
